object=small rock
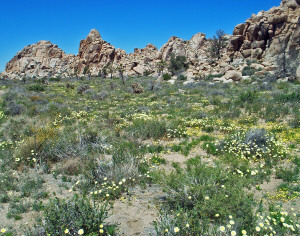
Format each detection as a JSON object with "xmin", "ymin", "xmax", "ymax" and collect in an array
[{"xmin": 132, "ymin": 83, "xmax": 144, "ymax": 94}]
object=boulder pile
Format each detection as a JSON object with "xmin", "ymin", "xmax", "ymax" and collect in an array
[{"xmin": 1, "ymin": 0, "xmax": 299, "ymax": 81}]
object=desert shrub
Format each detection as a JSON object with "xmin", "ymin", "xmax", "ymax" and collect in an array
[
  {"xmin": 66, "ymin": 83, "xmax": 75, "ymax": 89},
  {"xmin": 163, "ymin": 73, "xmax": 172, "ymax": 81},
  {"xmin": 218, "ymin": 129, "xmax": 288, "ymax": 165},
  {"xmin": 4, "ymin": 102, "xmax": 25, "ymax": 116},
  {"xmin": 246, "ymin": 59, "xmax": 258, "ymax": 65},
  {"xmin": 0, "ymin": 193, "xmax": 10, "ymax": 203},
  {"xmin": 146, "ymin": 81, "xmax": 161, "ymax": 91},
  {"xmin": 190, "ymin": 110, "xmax": 208, "ymax": 119},
  {"xmin": 242, "ymin": 66, "xmax": 256, "ymax": 76},
  {"xmin": 259, "ymin": 82, "xmax": 273, "ymax": 91},
  {"xmin": 111, "ymin": 141, "xmax": 140, "ymax": 164},
  {"xmin": 93, "ymin": 91, "xmax": 109, "ymax": 100},
  {"xmin": 177, "ymin": 75, "xmax": 187, "ymax": 81},
  {"xmin": 289, "ymin": 116, "xmax": 299, "ymax": 128},
  {"xmin": 128, "ymin": 118, "xmax": 167, "ymax": 140},
  {"xmin": 205, "ymin": 73, "xmax": 223, "ymax": 81},
  {"xmin": 169, "ymin": 55, "xmax": 189, "ymax": 75},
  {"xmin": 77, "ymin": 139, "xmax": 152, "ymax": 199},
  {"xmin": 0, "ymin": 172, "xmax": 18, "ymax": 192},
  {"xmin": 49, "ymin": 77, "xmax": 60, "ymax": 82},
  {"xmin": 39, "ymin": 126, "xmax": 111, "ymax": 163},
  {"xmin": 263, "ymin": 103, "xmax": 282, "ymax": 122},
  {"xmin": 7, "ymin": 200, "xmax": 31, "ymax": 220},
  {"xmin": 83, "ymin": 88, "xmax": 95, "ymax": 94},
  {"xmin": 171, "ymin": 136, "xmax": 215, "ymax": 156},
  {"xmin": 275, "ymin": 92, "xmax": 300, "ymax": 103},
  {"xmin": 80, "ymin": 154, "xmax": 151, "ymax": 200},
  {"xmin": 14, "ymin": 125, "xmax": 59, "ymax": 164},
  {"xmin": 30, "ymin": 95, "xmax": 42, "ymax": 102},
  {"xmin": 19, "ymin": 176, "xmax": 45, "ymax": 197},
  {"xmin": 275, "ymin": 165, "xmax": 299, "ymax": 183},
  {"xmin": 263, "ymin": 73, "xmax": 277, "ymax": 82},
  {"xmin": 76, "ymin": 84, "xmax": 90, "ymax": 94},
  {"xmin": 28, "ymin": 84, "xmax": 45, "ymax": 92},
  {"xmin": 154, "ymin": 156, "xmax": 256, "ymax": 235},
  {"xmin": 38, "ymin": 196, "xmax": 117, "ymax": 235},
  {"xmin": 84, "ymin": 151, "xmax": 142, "ymax": 185},
  {"xmin": 238, "ymin": 90, "xmax": 258, "ymax": 103}
]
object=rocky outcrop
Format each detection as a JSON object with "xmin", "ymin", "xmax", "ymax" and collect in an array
[
  {"xmin": 2, "ymin": 41, "xmax": 76, "ymax": 79},
  {"xmin": 119, "ymin": 44, "xmax": 158, "ymax": 76},
  {"xmin": 1, "ymin": 0, "xmax": 299, "ymax": 81},
  {"xmin": 229, "ymin": 0, "xmax": 300, "ymax": 75},
  {"xmin": 158, "ymin": 36, "xmax": 187, "ymax": 61},
  {"xmin": 77, "ymin": 29, "xmax": 126, "ymax": 75}
]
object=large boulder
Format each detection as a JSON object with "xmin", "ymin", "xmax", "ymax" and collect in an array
[{"xmin": 225, "ymin": 70, "xmax": 243, "ymax": 81}]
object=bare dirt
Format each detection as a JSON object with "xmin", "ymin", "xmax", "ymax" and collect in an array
[{"xmin": 107, "ymin": 185, "xmax": 166, "ymax": 235}]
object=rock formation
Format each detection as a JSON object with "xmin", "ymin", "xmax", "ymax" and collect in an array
[
  {"xmin": 229, "ymin": 0, "xmax": 300, "ymax": 75},
  {"xmin": 119, "ymin": 43, "xmax": 158, "ymax": 76},
  {"xmin": 2, "ymin": 41, "xmax": 76, "ymax": 79},
  {"xmin": 77, "ymin": 29, "xmax": 125, "ymax": 75},
  {"xmin": 1, "ymin": 0, "xmax": 299, "ymax": 81}
]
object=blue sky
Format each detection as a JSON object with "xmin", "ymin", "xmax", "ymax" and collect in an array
[{"xmin": 0, "ymin": 0, "xmax": 281, "ymax": 72}]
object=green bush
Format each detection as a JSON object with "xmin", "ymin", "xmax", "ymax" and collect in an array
[
  {"xmin": 238, "ymin": 90, "xmax": 258, "ymax": 103},
  {"xmin": 163, "ymin": 73, "xmax": 172, "ymax": 81},
  {"xmin": 128, "ymin": 119, "xmax": 167, "ymax": 140},
  {"xmin": 39, "ymin": 195, "xmax": 117, "ymax": 235},
  {"xmin": 275, "ymin": 166, "xmax": 299, "ymax": 183},
  {"xmin": 7, "ymin": 200, "xmax": 31, "ymax": 220},
  {"xmin": 169, "ymin": 55, "xmax": 189, "ymax": 75},
  {"xmin": 4, "ymin": 102, "xmax": 25, "ymax": 116},
  {"xmin": 242, "ymin": 66, "xmax": 256, "ymax": 76},
  {"xmin": 177, "ymin": 75, "xmax": 187, "ymax": 81},
  {"xmin": 28, "ymin": 84, "xmax": 45, "ymax": 92},
  {"xmin": 205, "ymin": 73, "xmax": 223, "ymax": 81},
  {"xmin": 49, "ymin": 77, "xmax": 61, "ymax": 82},
  {"xmin": 19, "ymin": 176, "xmax": 45, "ymax": 197},
  {"xmin": 275, "ymin": 92, "xmax": 300, "ymax": 103}
]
